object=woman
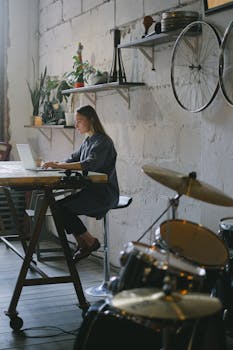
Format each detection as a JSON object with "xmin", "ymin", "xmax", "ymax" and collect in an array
[{"xmin": 43, "ymin": 105, "xmax": 119, "ymax": 262}]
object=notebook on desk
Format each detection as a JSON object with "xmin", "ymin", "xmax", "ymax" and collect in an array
[{"xmin": 16, "ymin": 144, "xmax": 60, "ymax": 171}]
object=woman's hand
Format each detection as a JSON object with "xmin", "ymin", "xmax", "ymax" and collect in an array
[{"xmin": 42, "ymin": 161, "xmax": 61, "ymax": 169}]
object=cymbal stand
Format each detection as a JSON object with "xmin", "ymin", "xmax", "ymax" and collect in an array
[
  {"xmin": 160, "ymin": 276, "xmax": 176, "ymax": 350},
  {"xmin": 136, "ymin": 193, "xmax": 181, "ymax": 242}
]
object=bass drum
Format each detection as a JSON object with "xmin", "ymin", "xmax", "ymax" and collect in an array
[{"xmin": 74, "ymin": 300, "xmax": 226, "ymax": 350}]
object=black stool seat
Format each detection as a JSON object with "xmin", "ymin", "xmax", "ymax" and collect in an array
[
  {"xmin": 85, "ymin": 195, "xmax": 132, "ymax": 297},
  {"xmin": 95, "ymin": 196, "xmax": 132, "ymax": 220}
]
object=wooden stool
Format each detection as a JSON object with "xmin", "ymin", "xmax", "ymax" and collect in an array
[{"xmin": 85, "ymin": 195, "xmax": 132, "ymax": 297}]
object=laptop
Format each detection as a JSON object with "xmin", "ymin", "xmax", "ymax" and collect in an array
[{"xmin": 16, "ymin": 144, "xmax": 60, "ymax": 171}]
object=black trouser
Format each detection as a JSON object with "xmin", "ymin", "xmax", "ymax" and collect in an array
[{"xmin": 55, "ymin": 187, "xmax": 113, "ymax": 235}]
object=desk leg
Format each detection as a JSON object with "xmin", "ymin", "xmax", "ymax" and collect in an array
[
  {"xmin": 5, "ymin": 190, "xmax": 90, "ymax": 331},
  {"xmin": 47, "ymin": 190, "xmax": 90, "ymax": 313},
  {"xmin": 5, "ymin": 195, "xmax": 49, "ymax": 329}
]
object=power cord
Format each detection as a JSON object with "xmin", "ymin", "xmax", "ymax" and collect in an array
[{"xmin": 15, "ymin": 325, "xmax": 80, "ymax": 338}]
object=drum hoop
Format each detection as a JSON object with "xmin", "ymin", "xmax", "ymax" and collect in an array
[
  {"xmin": 220, "ymin": 216, "xmax": 233, "ymax": 227},
  {"xmin": 129, "ymin": 240, "xmax": 206, "ymax": 277},
  {"xmin": 220, "ymin": 216, "xmax": 233, "ymax": 223}
]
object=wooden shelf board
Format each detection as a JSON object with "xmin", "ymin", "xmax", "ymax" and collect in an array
[
  {"xmin": 118, "ymin": 31, "xmax": 180, "ymax": 48},
  {"xmin": 62, "ymin": 82, "xmax": 145, "ymax": 94}
]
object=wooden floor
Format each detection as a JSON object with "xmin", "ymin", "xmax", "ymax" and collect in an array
[
  {"xmin": 1, "ymin": 239, "xmax": 233, "ymax": 349},
  {"xmin": 0, "ymin": 239, "xmax": 108, "ymax": 350}
]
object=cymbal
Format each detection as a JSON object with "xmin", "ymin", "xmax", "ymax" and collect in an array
[
  {"xmin": 111, "ymin": 288, "xmax": 222, "ymax": 320},
  {"xmin": 142, "ymin": 165, "xmax": 233, "ymax": 206}
]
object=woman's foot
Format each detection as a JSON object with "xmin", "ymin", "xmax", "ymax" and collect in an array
[{"xmin": 73, "ymin": 238, "xmax": 100, "ymax": 262}]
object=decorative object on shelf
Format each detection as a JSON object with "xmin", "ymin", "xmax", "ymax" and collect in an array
[
  {"xmin": 161, "ymin": 11, "xmax": 199, "ymax": 33},
  {"xmin": 142, "ymin": 20, "xmax": 161, "ymax": 38},
  {"xmin": 65, "ymin": 112, "xmax": 75, "ymax": 127},
  {"xmin": 27, "ymin": 64, "xmax": 47, "ymax": 125},
  {"xmin": 219, "ymin": 19, "xmax": 233, "ymax": 107},
  {"xmin": 171, "ymin": 20, "xmax": 220, "ymax": 112},
  {"xmin": 85, "ymin": 70, "xmax": 109, "ymax": 86},
  {"xmin": 65, "ymin": 43, "xmax": 108, "ymax": 87},
  {"xmin": 108, "ymin": 29, "xmax": 126, "ymax": 83},
  {"xmin": 142, "ymin": 16, "xmax": 155, "ymax": 37}
]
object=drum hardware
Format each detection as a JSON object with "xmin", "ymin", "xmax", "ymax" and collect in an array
[
  {"xmin": 219, "ymin": 217, "xmax": 233, "ymax": 249},
  {"xmin": 59, "ymin": 169, "xmax": 91, "ymax": 186},
  {"xmin": 136, "ymin": 193, "xmax": 181, "ymax": 242}
]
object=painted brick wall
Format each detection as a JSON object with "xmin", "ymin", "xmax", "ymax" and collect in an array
[{"xmin": 7, "ymin": 0, "xmax": 233, "ymax": 267}]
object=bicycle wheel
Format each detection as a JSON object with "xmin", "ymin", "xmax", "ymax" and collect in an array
[
  {"xmin": 219, "ymin": 20, "xmax": 233, "ymax": 106},
  {"xmin": 171, "ymin": 21, "xmax": 220, "ymax": 113}
]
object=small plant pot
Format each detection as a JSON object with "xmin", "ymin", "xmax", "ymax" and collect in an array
[
  {"xmin": 74, "ymin": 82, "xmax": 84, "ymax": 88},
  {"xmin": 34, "ymin": 116, "xmax": 43, "ymax": 126}
]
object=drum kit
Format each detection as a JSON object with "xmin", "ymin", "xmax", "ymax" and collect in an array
[
  {"xmin": 75, "ymin": 165, "xmax": 233, "ymax": 349},
  {"xmin": 108, "ymin": 165, "xmax": 233, "ymax": 349}
]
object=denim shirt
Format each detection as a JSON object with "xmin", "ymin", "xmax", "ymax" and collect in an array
[{"xmin": 66, "ymin": 133, "xmax": 119, "ymax": 207}]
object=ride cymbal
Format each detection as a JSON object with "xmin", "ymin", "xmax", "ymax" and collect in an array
[
  {"xmin": 142, "ymin": 165, "xmax": 233, "ymax": 206},
  {"xmin": 111, "ymin": 288, "xmax": 222, "ymax": 320}
]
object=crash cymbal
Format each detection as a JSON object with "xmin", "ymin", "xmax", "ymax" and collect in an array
[
  {"xmin": 111, "ymin": 288, "xmax": 222, "ymax": 320},
  {"xmin": 142, "ymin": 165, "xmax": 233, "ymax": 206}
]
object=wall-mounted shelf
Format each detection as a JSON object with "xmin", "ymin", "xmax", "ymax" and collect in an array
[
  {"xmin": 62, "ymin": 81, "xmax": 145, "ymax": 108},
  {"xmin": 118, "ymin": 31, "xmax": 179, "ymax": 70},
  {"xmin": 24, "ymin": 125, "xmax": 75, "ymax": 145}
]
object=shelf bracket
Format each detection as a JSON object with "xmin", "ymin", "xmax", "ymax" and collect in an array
[
  {"xmin": 38, "ymin": 128, "xmax": 52, "ymax": 142},
  {"xmin": 84, "ymin": 92, "xmax": 96, "ymax": 107},
  {"xmin": 115, "ymin": 88, "xmax": 130, "ymax": 108},
  {"xmin": 60, "ymin": 129, "xmax": 75, "ymax": 146},
  {"xmin": 139, "ymin": 47, "xmax": 155, "ymax": 70}
]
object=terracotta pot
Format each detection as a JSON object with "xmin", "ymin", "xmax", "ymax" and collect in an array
[{"xmin": 74, "ymin": 81, "xmax": 84, "ymax": 88}]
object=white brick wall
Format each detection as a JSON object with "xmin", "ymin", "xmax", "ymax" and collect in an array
[
  {"xmin": 8, "ymin": 0, "xmax": 233, "ymax": 267},
  {"xmin": 63, "ymin": 0, "xmax": 82, "ymax": 21},
  {"xmin": 116, "ymin": 0, "xmax": 143, "ymax": 26},
  {"xmin": 40, "ymin": 0, "xmax": 62, "ymax": 33},
  {"xmin": 144, "ymin": 0, "xmax": 178, "ymax": 15}
]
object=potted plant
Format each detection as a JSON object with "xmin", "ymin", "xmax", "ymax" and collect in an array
[
  {"xmin": 65, "ymin": 42, "xmax": 109, "ymax": 87},
  {"xmin": 27, "ymin": 65, "xmax": 47, "ymax": 125},
  {"xmin": 65, "ymin": 42, "xmax": 86, "ymax": 87}
]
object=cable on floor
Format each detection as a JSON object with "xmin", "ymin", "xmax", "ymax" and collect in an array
[{"xmin": 15, "ymin": 325, "xmax": 80, "ymax": 338}]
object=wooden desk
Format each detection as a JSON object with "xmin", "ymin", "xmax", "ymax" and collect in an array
[{"xmin": 0, "ymin": 162, "xmax": 107, "ymax": 330}]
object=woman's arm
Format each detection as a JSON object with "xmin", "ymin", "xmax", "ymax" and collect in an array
[{"xmin": 42, "ymin": 161, "xmax": 83, "ymax": 170}]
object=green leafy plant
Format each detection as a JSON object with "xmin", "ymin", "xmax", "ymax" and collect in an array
[
  {"xmin": 65, "ymin": 42, "xmax": 108, "ymax": 86},
  {"xmin": 40, "ymin": 75, "xmax": 73, "ymax": 124},
  {"xmin": 27, "ymin": 65, "xmax": 47, "ymax": 116},
  {"xmin": 56, "ymin": 79, "xmax": 72, "ymax": 103}
]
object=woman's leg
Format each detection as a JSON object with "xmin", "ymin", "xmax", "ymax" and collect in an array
[{"xmin": 55, "ymin": 188, "xmax": 109, "ymax": 260}]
